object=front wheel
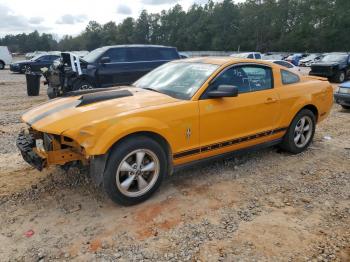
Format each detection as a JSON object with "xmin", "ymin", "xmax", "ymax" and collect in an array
[
  {"xmin": 21, "ymin": 65, "xmax": 32, "ymax": 74},
  {"xmin": 333, "ymin": 71, "xmax": 346, "ymax": 83},
  {"xmin": 72, "ymin": 78, "xmax": 94, "ymax": 91},
  {"xmin": 103, "ymin": 136, "xmax": 167, "ymax": 206},
  {"xmin": 280, "ymin": 109, "xmax": 316, "ymax": 154},
  {"xmin": 341, "ymin": 105, "xmax": 350, "ymax": 110},
  {"xmin": 0, "ymin": 61, "xmax": 4, "ymax": 70}
]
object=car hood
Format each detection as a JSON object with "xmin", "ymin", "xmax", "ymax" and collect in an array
[
  {"xmin": 22, "ymin": 87, "xmax": 180, "ymax": 134},
  {"xmin": 339, "ymin": 81, "xmax": 350, "ymax": 88}
]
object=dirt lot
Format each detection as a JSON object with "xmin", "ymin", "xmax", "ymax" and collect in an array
[{"xmin": 0, "ymin": 67, "xmax": 349, "ymax": 262}]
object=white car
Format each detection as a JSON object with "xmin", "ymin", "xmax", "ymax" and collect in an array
[
  {"xmin": 0, "ymin": 46, "xmax": 13, "ymax": 70},
  {"xmin": 231, "ymin": 52, "xmax": 262, "ymax": 60},
  {"xmin": 268, "ymin": 60, "xmax": 301, "ymax": 73}
]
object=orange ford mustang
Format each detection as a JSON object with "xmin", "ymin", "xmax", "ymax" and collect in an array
[{"xmin": 17, "ymin": 57, "xmax": 333, "ymax": 205}]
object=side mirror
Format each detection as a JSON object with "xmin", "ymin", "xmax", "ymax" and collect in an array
[
  {"xmin": 100, "ymin": 57, "xmax": 111, "ymax": 64},
  {"xmin": 207, "ymin": 85, "xmax": 239, "ymax": 98}
]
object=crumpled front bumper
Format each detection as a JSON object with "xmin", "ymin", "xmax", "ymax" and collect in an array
[
  {"xmin": 16, "ymin": 129, "xmax": 87, "ymax": 171},
  {"xmin": 16, "ymin": 131, "xmax": 45, "ymax": 171}
]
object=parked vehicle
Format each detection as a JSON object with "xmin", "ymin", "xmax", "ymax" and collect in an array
[
  {"xmin": 179, "ymin": 52, "xmax": 190, "ymax": 59},
  {"xmin": 17, "ymin": 57, "xmax": 333, "ymax": 205},
  {"xmin": 309, "ymin": 53, "xmax": 350, "ymax": 83},
  {"xmin": 231, "ymin": 52, "xmax": 262, "ymax": 59},
  {"xmin": 25, "ymin": 51, "xmax": 47, "ymax": 60},
  {"xmin": 334, "ymin": 81, "xmax": 350, "ymax": 109},
  {"xmin": 299, "ymin": 54, "xmax": 323, "ymax": 67},
  {"xmin": 10, "ymin": 54, "xmax": 61, "ymax": 73},
  {"xmin": 0, "ymin": 46, "xmax": 13, "ymax": 70},
  {"xmin": 268, "ymin": 60, "xmax": 301, "ymax": 73},
  {"xmin": 43, "ymin": 45, "xmax": 181, "ymax": 98},
  {"xmin": 262, "ymin": 53, "xmax": 285, "ymax": 60},
  {"xmin": 285, "ymin": 53, "xmax": 305, "ymax": 66}
]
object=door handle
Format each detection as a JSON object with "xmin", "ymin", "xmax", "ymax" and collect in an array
[{"xmin": 265, "ymin": 97, "xmax": 277, "ymax": 104}]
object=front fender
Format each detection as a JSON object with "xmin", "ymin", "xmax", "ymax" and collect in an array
[{"xmin": 81, "ymin": 116, "xmax": 171, "ymax": 156}]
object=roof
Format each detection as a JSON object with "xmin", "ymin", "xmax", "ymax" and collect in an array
[
  {"xmin": 174, "ymin": 56, "xmax": 273, "ymax": 66},
  {"xmin": 103, "ymin": 44, "xmax": 176, "ymax": 49}
]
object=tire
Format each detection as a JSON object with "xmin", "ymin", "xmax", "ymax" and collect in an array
[
  {"xmin": 47, "ymin": 86, "xmax": 58, "ymax": 99},
  {"xmin": 0, "ymin": 61, "xmax": 4, "ymax": 70},
  {"xmin": 341, "ymin": 105, "xmax": 350, "ymax": 110},
  {"xmin": 103, "ymin": 136, "xmax": 167, "ymax": 206},
  {"xmin": 21, "ymin": 65, "xmax": 32, "ymax": 74},
  {"xmin": 333, "ymin": 70, "xmax": 346, "ymax": 83},
  {"xmin": 280, "ymin": 109, "xmax": 316, "ymax": 154},
  {"xmin": 72, "ymin": 78, "xmax": 94, "ymax": 91}
]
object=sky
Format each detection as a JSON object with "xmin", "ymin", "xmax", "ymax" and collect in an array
[{"xmin": 0, "ymin": 0, "xmax": 243, "ymax": 38}]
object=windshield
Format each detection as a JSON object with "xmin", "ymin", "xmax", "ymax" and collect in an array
[
  {"xmin": 134, "ymin": 62, "xmax": 219, "ymax": 100},
  {"xmin": 321, "ymin": 54, "xmax": 347, "ymax": 63},
  {"xmin": 83, "ymin": 47, "xmax": 107, "ymax": 63}
]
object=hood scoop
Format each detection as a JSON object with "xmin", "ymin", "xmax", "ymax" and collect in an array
[{"xmin": 77, "ymin": 90, "xmax": 133, "ymax": 107}]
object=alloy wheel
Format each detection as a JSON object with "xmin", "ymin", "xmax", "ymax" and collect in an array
[
  {"xmin": 294, "ymin": 116, "xmax": 313, "ymax": 148},
  {"xmin": 115, "ymin": 149, "xmax": 160, "ymax": 198}
]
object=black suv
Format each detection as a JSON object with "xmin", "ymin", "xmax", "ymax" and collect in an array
[
  {"xmin": 44, "ymin": 45, "xmax": 180, "ymax": 98},
  {"xmin": 309, "ymin": 53, "xmax": 350, "ymax": 83}
]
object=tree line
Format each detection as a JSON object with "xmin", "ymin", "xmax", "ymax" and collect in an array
[{"xmin": 1, "ymin": 0, "xmax": 349, "ymax": 54}]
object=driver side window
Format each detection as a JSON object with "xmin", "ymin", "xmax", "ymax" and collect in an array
[{"xmin": 210, "ymin": 65, "xmax": 273, "ymax": 94}]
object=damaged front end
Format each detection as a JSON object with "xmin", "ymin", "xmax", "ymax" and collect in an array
[
  {"xmin": 42, "ymin": 53, "xmax": 93, "ymax": 99},
  {"xmin": 16, "ymin": 128, "xmax": 86, "ymax": 171}
]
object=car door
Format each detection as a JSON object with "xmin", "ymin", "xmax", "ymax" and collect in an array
[
  {"xmin": 198, "ymin": 64, "xmax": 281, "ymax": 157},
  {"xmin": 97, "ymin": 48, "xmax": 129, "ymax": 87},
  {"xmin": 31, "ymin": 55, "xmax": 48, "ymax": 71}
]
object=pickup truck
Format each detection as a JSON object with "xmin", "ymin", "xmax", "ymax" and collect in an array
[{"xmin": 309, "ymin": 53, "xmax": 350, "ymax": 83}]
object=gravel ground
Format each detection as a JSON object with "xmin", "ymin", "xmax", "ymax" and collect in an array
[{"xmin": 0, "ymin": 67, "xmax": 349, "ymax": 261}]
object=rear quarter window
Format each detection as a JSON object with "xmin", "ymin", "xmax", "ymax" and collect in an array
[{"xmin": 281, "ymin": 69, "xmax": 300, "ymax": 85}]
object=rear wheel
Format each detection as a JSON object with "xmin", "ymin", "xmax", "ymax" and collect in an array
[
  {"xmin": 280, "ymin": 109, "xmax": 316, "ymax": 154},
  {"xmin": 0, "ymin": 61, "xmax": 4, "ymax": 70},
  {"xmin": 103, "ymin": 136, "xmax": 167, "ymax": 206},
  {"xmin": 341, "ymin": 105, "xmax": 350, "ymax": 110}
]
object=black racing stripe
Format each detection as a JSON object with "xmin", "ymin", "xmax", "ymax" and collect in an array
[
  {"xmin": 173, "ymin": 148, "xmax": 201, "ymax": 159},
  {"xmin": 27, "ymin": 90, "xmax": 134, "ymax": 125},
  {"xmin": 173, "ymin": 127, "xmax": 288, "ymax": 159},
  {"xmin": 27, "ymin": 100, "xmax": 81, "ymax": 125}
]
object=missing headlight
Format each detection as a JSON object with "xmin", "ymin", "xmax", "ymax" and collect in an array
[{"xmin": 43, "ymin": 133, "xmax": 53, "ymax": 151}]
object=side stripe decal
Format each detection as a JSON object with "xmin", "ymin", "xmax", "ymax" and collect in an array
[{"xmin": 173, "ymin": 127, "xmax": 288, "ymax": 159}]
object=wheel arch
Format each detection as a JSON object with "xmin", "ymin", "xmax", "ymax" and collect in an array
[
  {"xmin": 90, "ymin": 130, "xmax": 173, "ymax": 186},
  {"xmin": 109, "ymin": 131, "xmax": 173, "ymax": 160},
  {"xmin": 300, "ymin": 104, "xmax": 319, "ymax": 122}
]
